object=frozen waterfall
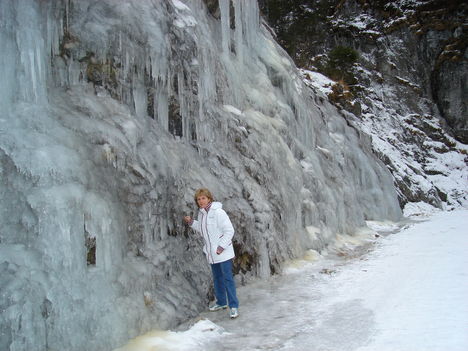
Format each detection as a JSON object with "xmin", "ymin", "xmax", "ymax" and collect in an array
[{"xmin": 0, "ymin": 0, "xmax": 401, "ymax": 350}]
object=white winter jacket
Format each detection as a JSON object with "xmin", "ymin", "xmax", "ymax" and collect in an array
[{"xmin": 190, "ymin": 202, "xmax": 235, "ymax": 264}]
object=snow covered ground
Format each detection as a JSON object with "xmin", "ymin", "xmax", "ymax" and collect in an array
[{"xmin": 114, "ymin": 208, "xmax": 468, "ymax": 351}]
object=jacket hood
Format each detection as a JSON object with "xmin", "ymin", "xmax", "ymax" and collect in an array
[{"xmin": 210, "ymin": 201, "xmax": 222, "ymax": 210}]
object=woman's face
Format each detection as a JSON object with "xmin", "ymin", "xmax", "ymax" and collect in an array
[{"xmin": 196, "ymin": 195, "xmax": 210, "ymax": 208}]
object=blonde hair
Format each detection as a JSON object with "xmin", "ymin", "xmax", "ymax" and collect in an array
[{"xmin": 194, "ymin": 188, "xmax": 214, "ymax": 204}]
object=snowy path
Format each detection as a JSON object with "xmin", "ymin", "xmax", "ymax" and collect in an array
[{"xmin": 115, "ymin": 210, "xmax": 468, "ymax": 351}]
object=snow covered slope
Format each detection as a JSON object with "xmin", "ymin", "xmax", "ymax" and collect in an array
[{"xmin": 262, "ymin": 0, "xmax": 468, "ymax": 208}]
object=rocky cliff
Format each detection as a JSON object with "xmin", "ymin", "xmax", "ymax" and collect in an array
[{"xmin": 260, "ymin": 0, "xmax": 468, "ymax": 207}]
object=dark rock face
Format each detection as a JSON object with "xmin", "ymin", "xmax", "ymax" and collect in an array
[
  {"xmin": 433, "ymin": 58, "xmax": 468, "ymax": 143},
  {"xmin": 260, "ymin": 0, "xmax": 468, "ymax": 206},
  {"xmin": 261, "ymin": 0, "xmax": 468, "ymax": 139}
]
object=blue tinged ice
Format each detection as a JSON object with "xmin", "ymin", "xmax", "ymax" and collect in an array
[
  {"xmin": 171, "ymin": 0, "xmax": 190, "ymax": 12},
  {"xmin": 219, "ymin": 0, "xmax": 231, "ymax": 55}
]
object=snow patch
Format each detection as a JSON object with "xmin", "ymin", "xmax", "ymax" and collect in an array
[
  {"xmin": 113, "ymin": 319, "xmax": 226, "ymax": 351},
  {"xmin": 223, "ymin": 104, "xmax": 243, "ymax": 116},
  {"xmin": 284, "ymin": 249, "xmax": 323, "ymax": 272},
  {"xmin": 171, "ymin": 0, "xmax": 190, "ymax": 11},
  {"xmin": 403, "ymin": 201, "xmax": 440, "ymax": 218},
  {"xmin": 300, "ymin": 69, "xmax": 334, "ymax": 95},
  {"xmin": 365, "ymin": 220, "xmax": 400, "ymax": 233}
]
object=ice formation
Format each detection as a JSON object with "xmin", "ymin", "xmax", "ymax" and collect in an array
[{"xmin": 0, "ymin": 1, "xmax": 401, "ymax": 350}]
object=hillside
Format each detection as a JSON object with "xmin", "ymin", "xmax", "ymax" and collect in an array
[{"xmin": 260, "ymin": 0, "xmax": 468, "ymax": 207}]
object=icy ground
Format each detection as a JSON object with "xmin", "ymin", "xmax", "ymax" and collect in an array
[{"xmin": 114, "ymin": 208, "xmax": 468, "ymax": 351}]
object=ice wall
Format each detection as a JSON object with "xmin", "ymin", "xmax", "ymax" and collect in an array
[{"xmin": 0, "ymin": 0, "xmax": 401, "ymax": 350}]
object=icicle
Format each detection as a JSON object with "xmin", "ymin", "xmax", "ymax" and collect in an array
[
  {"xmin": 232, "ymin": 0, "xmax": 260, "ymax": 62},
  {"xmin": 133, "ymin": 75, "xmax": 147, "ymax": 120},
  {"xmin": 233, "ymin": 0, "xmax": 244, "ymax": 63},
  {"xmin": 14, "ymin": 0, "xmax": 48, "ymax": 104},
  {"xmin": 219, "ymin": 0, "xmax": 230, "ymax": 55},
  {"xmin": 156, "ymin": 74, "xmax": 169, "ymax": 131},
  {"xmin": 243, "ymin": 0, "xmax": 259, "ymax": 49},
  {"xmin": 65, "ymin": 0, "xmax": 69, "ymax": 33},
  {"xmin": 0, "ymin": 1, "xmax": 16, "ymax": 111},
  {"xmin": 177, "ymin": 70, "xmax": 185, "ymax": 137}
]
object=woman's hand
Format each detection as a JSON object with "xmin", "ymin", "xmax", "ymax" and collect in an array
[
  {"xmin": 183, "ymin": 216, "xmax": 192, "ymax": 224},
  {"xmin": 216, "ymin": 246, "xmax": 224, "ymax": 255}
]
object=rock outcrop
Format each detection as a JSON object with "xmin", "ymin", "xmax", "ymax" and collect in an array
[{"xmin": 261, "ymin": 0, "xmax": 468, "ymax": 207}]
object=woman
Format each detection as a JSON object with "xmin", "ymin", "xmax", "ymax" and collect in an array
[{"xmin": 184, "ymin": 188, "xmax": 239, "ymax": 319}]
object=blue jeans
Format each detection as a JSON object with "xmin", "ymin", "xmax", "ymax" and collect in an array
[{"xmin": 211, "ymin": 259, "xmax": 239, "ymax": 308}]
